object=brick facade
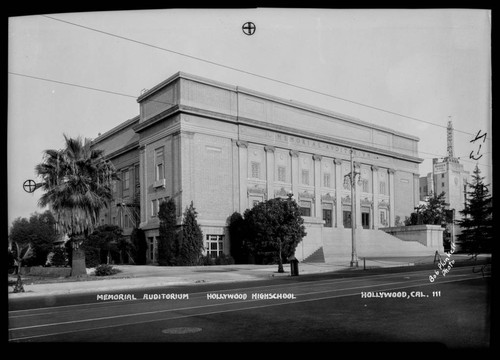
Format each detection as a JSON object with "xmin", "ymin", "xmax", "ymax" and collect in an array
[{"xmin": 92, "ymin": 72, "xmax": 424, "ymax": 263}]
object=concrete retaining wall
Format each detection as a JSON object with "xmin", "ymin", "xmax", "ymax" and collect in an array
[
  {"xmin": 19, "ymin": 266, "xmax": 72, "ymax": 277},
  {"xmin": 381, "ymin": 225, "xmax": 444, "ymax": 253}
]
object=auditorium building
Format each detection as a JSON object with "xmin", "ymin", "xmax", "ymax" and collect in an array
[{"xmin": 91, "ymin": 72, "xmax": 441, "ymax": 265}]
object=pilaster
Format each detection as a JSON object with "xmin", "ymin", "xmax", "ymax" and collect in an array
[
  {"xmin": 290, "ymin": 150, "xmax": 299, "ymax": 198},
  {"xmin": 139, "ymin": 145, "xmax": 147, "ymax": 227},
  {"xmin": 333, "ymin": 158, "xmax": 343, "ymax": 228},
  {"xmin": 388, "ymin": 168, "xmax": 396, "ymax": 227},
  {"xmin": 313, "ymin": 155, "xmax": 322, "ymax": 217},
  {"xmin": 237, "ymin": 141, "xmax": 249, "ymax": 213},
  {"xmin": 371, "ymin": 165, "xmax": 379, "ymax": 229},
  {"xmin": 264, "ymin": 146, "xmax": 275, "ymax": 201}
]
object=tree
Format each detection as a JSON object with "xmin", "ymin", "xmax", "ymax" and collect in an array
[
  {"xmin": 130, "ymin": 228, "xmax": 147, "ymax": 265},
  {"xmin": 87, "ymin": 224, "xmax": 126, "ymax": 264},
  {"xmin": 455, "ymin": 165, "xmax": 493, "ymax": 255},
  {"xmin": 177, "ymin": 202, "xmax": 204, "ymax": 266},
  {"xmin": 9, "ymin": 242, "xmax": 33, "ymax": 293},
  {"xmin": 228, "ymin": 212, "xmax": 248, "ymax": 264},
  {"xmin": 157, "ymin": 198, "xmax": 178, "ymax": 265},
  {"xmin": 243, "ymin": 197, "xmax": 306, "ymax": 273},
  {"xmin": 9, "ymin": 211, "xmax": 59, "ymax": 266},
  {"xmin": 35, "ymin": 135, "xmax": 118, "ymax": 276},
  {"xmin": 404, "ymin": 191, "xmax": 448, "ymax": 226}
]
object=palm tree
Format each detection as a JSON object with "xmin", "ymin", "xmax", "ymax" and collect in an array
[{"xmin": 35, "ymin": 135, "xmax": 118, "ymax": 276}]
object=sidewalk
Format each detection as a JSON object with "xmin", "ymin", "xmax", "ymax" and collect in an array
[{"xmin": 8, "ymin": 254, "xmax": 488, "ymax": 298}]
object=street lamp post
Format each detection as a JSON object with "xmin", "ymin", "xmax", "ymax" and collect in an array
[{"xmin": 344, "ymin": 148, "xmax": 361, "ymax": 268}]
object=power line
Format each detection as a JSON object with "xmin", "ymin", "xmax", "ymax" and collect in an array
[
  {"xmin": 9, "ymin": 72, "xmax": 137, "ymax": 99},
  {"xmin": 40, "ymin": 14, "xmax": 490, "ymax": 142},
  {"xmin": 9, "ymin": 70, "xmax": 491, "ymax": 169}
]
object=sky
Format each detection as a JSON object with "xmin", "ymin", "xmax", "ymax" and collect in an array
[{"xmin": 7, "ymin": 8, "xmax": 492, "ymax": 229}]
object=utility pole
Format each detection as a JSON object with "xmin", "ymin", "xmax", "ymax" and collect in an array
[{"xmin": 345, "ymin": 148, "xmax": 360, "ymax": 268}]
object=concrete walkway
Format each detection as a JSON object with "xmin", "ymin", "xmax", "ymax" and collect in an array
[{"xmin": 8, "ymin": 254, "xmax": 486, "ymax": 298}]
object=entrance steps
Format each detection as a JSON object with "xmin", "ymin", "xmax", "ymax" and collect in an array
[
  {"xmin": 302, "ymin": 246, "xmax": 325, "ymax": 263},
  {"xmin": 323, "ymin": 228, "xmax": 436, "ymax": 264}
]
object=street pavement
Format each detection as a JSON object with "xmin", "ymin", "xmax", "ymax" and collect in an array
[{"xmin": 8, "ymin": 254, "xmax": 488, "ymax": 298}]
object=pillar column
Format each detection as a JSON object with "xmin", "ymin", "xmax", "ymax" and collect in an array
[
  {"xmin": 264, "ymin": 146, "xmax": 275, "ymax": 201},
  {"xmin": 388, "ymin": 168, "xmax": 396, "ymax": 227},
  {"xmin": 313, "ymin": 154, "xmax": 322, "ymax": 217},
  {"xmin": 371, "ymin": 165, "xmax": 379, "ymax": 229},
  {"xmin": 237, "ymin": 140, "xmax": 248, "ymax": 213},
  {"xmin": 334, "ymin": 158, "xmax": 343, "ymax": 228}
]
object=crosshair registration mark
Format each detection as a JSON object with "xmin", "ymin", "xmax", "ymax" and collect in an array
[
  {"xmin": 23, "ymin": 179, "xmax": 37, "ymax": 193},
  {"xmin": 242, "ymin": 22, "xmax": 256, "ymax": 35}
]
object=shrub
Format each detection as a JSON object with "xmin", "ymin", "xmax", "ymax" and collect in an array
[
  {"xmin": 94, "ymin": 264, "xmax": 120, "ymax": 276},
  {"xmin": 199, "ymin": 254, "xmax": 215, "ymax": 266},
  {"xmin": 51, "ymin": 247, "xmax": 68, "ymax": 267},
  {"xmin": 84, "ymin": 247, "xmax": 101, "ymax": 268},
  {"xmin": 199, "ymin": 253, "xmax": 235, "ymax": 266},
  {"xmin": 215, "ymin": 253, "xmax": 235, "ymax": 265}
]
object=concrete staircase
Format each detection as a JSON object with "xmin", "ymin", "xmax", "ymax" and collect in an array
[
  {"xmin": 302, "ymin": 247, "xmax": 325, "ymax": 263},
  {"xmin": 323, "ymin": 228, "xmax": 436, "ymax": 264}
]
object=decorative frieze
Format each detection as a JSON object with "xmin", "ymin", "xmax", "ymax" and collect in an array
[
  {"xmin": 321, "ymin": 193, "xmax": 336, "ymax": 205},
  {"xmin": 361, "ymin": 197, "xmax": 373, "ymax": 208},
  {"xmin": 341, "ymin": 195, "xmax": 352, "ymax": 205},
  {"xmin": 247, "ymin": 185, "xmax": 266, "ymax": 197},
  {"xmin": 378, "ymin": 199, "xmax": 390, "ymax": 210},
  {"xmin": 298, "ymin": 190, "xmax": 315, "ymax": 203},
  {"xmin": 274, "ymin": 187, "xmax": 290, "ymax": 198}
]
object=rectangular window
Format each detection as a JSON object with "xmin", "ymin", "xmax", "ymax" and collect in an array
[
  {"xmin": 251, "ymin": 162, "xmax": 261, "ymax": 179},
  {"xmin": 379, "ymin": 209, "xmax": 388, "ymax": 227},
  {"xmin": 301, "ymin": 170, "xmax": 309, "ymax": 185},
  {"xmin": 135, "ymin": 164, "xmax": 140, "ymax": 188},
  {"xmin": 152, "ymin": 199, "xmax": 158, "ymax": 217},
  {"xmin": 155, "ymin": 147, "xmax": 165, "ymax": 181},
  {"xmin": 441, "ymin": 173, "xmax": 445, "ymax": 178},
  {"xmin": 362, "ymin": 211, "xmax": 370, "ymax": 229},
  {"xmin": 148, "ymin": 237, "xmax": 154, "ymax": 262},
  {"xmin": 343, "ymin": 211, "xmax": 352, "ymax": 228},
  {"xmin": 124, "ymin": 214, "xmax": 129, "ymax": 228},
  {"xmin": 323, "ymin": 209, "xmax": 333, "ymax": 227},
  {"xmin": 206, "ymin": 235, "xmax": 224, "ymax": 258},
  {"xmin": 323, "ymin": 173, "xmax": 331, "ymax": 188},
  {"xmin": 112, "ymin": 217, "xmax": 116, "ymax": 225},
  {"xmin": 379, "ymin": 181, "xmax": 386, "ymax": 195},
  {"xmin": 278, "ymin": 166, "xmax": 286, "ymax": 182},
  {"xmin": 299, "ymin": 200, "xmax": 311, "ymax": 217},
  {"xmin": 361, "ymin": 179, "xmax": 368, "ymax": 192},
  {"xmin": 122, "ymin": 170, "xmax": 130, "ymax": 190}
]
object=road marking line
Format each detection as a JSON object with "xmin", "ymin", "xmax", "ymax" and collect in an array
[
  {"xmin": 9, "ymin": 275, "xmax": 488, "ymax": 341},
  {"xmin": 8, "ymin": 274, "xmax": 487, "ymax": 340},
  {"xmin": 9, "ymin": 265, "xmax": 481, "ymax": 315}
]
